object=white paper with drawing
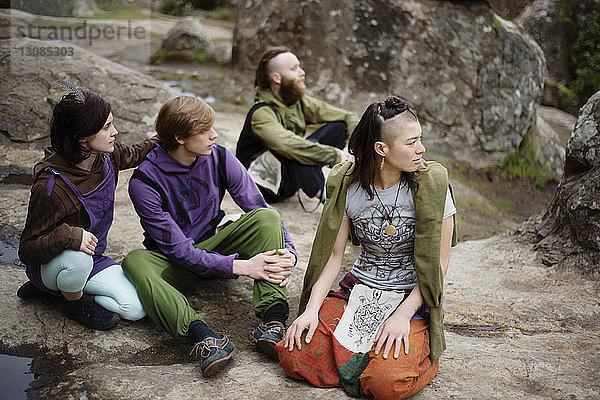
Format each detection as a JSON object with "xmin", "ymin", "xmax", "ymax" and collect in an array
[
  {"xmin": 333, "ymin": 284, "xmax": 405, "ymax": 353},
  {"xmin": 247, "ymin": 151, "xmax": 281, "ymax": 194}
]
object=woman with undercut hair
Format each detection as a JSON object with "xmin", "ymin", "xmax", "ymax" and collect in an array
[
  {"xmin": 17, "ymin": 82, "xmax": 154, "ymax": 330},
  {"xmin": 276, "ymin": 96, "xmax": 458, "ymax": 399}
]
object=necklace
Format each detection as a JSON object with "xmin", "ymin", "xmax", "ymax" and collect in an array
[{"xmin": 373, "ymin": 182, "xmax": 402, "ymax": 236}]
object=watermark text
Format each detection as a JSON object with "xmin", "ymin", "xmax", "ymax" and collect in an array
[{"xmin": 13, "ymin": 20, "xmax": 146, "ymax": 46}]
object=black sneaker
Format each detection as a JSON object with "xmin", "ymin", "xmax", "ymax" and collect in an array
[
  {"xmin": 17, "ymin": 281, "xmax": 57, "ymax": 304},
  {"xmin": 190, "ymin": 336, "xmax": 236, "ymax": 377},
  {"xmin": 252, "ymin": 321, "xmax": 285, "ymax": 360},
  {"xmin": 17, "ymin": 281, "xmax": 45, "ymax": 299},
  {"xmin": 61, "ymin": 295, "xmax": 120, "ymax": 331}
]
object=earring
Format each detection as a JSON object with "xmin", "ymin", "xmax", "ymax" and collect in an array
[{"xmin": 379, "ymin": 156, "xmax": 385, "ymax": 170}]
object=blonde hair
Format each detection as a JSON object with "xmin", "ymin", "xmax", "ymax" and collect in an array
[{"xmin": 155, "ymin": 96, "xmax": 215, "ymax": 151}]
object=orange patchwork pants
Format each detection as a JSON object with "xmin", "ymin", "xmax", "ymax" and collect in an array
[{"xmin": 275, "ymin": 297, "xmax": 439, "ymax": 399}]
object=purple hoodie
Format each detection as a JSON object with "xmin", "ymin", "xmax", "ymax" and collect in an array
[{"xmin": 129, "ymin": 143, "xmax": 296, "ymax": 278}]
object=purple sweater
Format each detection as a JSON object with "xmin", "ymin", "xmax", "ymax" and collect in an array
[{"xmin": 129, "ymin": 144, "xmax": 296, "ymax": 278}]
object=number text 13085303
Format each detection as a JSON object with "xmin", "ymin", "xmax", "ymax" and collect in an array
[{"xmin": 17, "ymin": 46, "xmax": 75, "ymax": 57}]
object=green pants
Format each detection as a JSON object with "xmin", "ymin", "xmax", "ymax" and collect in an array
[{"xmin": 122, "ymin": 208, "xmax": 289, "ymax": 340}]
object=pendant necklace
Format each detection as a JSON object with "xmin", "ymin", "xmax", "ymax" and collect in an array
[{"xmin": 373, "ymin": 181, "xmax": 402, "ymax": 236}]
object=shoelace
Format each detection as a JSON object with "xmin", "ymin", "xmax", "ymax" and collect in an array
[
  {"xmin": 189, "ymin": 337, "xmax": 228, "ymax": 359},
  {"xmin": 259, "ymin": 321, "xmax": 285, "ymax": 335}
]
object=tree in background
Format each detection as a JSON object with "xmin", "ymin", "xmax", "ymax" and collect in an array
[
  {"xmin": 571, "ymin": 9, "xmax": 600, "ymax": 106},
  {"xmin": 159, "ymin": 0, "xmax": 222, "ymax": 16}
]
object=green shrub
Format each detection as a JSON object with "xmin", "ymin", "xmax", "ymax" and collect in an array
[
  {"xmin": 159, "ymin": 0, "xmax": 186, "ymax": 16},
  {"xmin": 494, "ymin": 132, "xmax": 555, "ymax": 187},
  {"xmin": 189, "ymin": 0, "xmax": 222, "ymax": 10},
  {"xmin": 150, "ymin": 49, "xmax": 195, "ymax": 64},
  {"xmin": 150, "ymin": 49, "xmax": 215, "ymax": 65},
  {"xmin": 158, "ymin": 0, "xmax": 223, "ymax": 15},
  {"xmin": 571, "ymin": 10, "xmax": 600, "ymax": 105},
  {"xmin": 209, "ymin": 5, "xmax": 237, "ymax": 22}
]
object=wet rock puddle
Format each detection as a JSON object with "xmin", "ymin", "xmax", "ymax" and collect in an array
[
  {"xmin": 161, "ymin": 80, "xmax": 216, "ymax": 103},
  {"xmin": 0, "ymin": 347, "xmax": 80, "ymax": 399},
  {"xmin": 0, "ymin": 353, "xmax": 34, "ymax": 399}
]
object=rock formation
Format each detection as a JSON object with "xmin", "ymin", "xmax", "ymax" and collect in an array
[
  {"xmin": 530, "ymin": 105, "xmax": 576, "ymax": 179},
  {"xmin": 74, "ymin": 0, "xmax": 100, "ymax": 17},
  {"xmin": 525, "ymin": 90, "xmax": 600, "ymax": 275},
  {"xmin": 514, "ymin": 0, "xmax": 578, "ymax": 114},
  {"xmin": 491, "ymin": 0, "xmax": 600, "ymax": 114},
  {"xmin": 0, "ymin": 37, "xmax": 178, "ymax": 144},
  {"xmin": 161, "ymin": 16, "xmax": 213, "ymax": 53},
  {"xmin": 232, "ymin": 0, "xmax": 546, "ymax": 167}
]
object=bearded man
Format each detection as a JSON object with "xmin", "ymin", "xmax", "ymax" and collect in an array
[{"xmin": 236, "ymin": 46, "xmax": 359, "ymax": 207}]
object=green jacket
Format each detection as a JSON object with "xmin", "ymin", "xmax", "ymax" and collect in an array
[
  {"xmin": 299, "ymin": 160, "xmax": 458, "ymax": 361},
  {"xmin": 251, "ymin": 88, "xmax": 359, "ymax": 167}
]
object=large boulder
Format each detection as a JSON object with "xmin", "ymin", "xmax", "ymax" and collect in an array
[
  {"xmin": 74, "ymin": 0, "xmax": 100, "ymax": 17},
  {"xmin": 515, "ymin": 0, "xmax": 579, "ymax": 114},
  {"xmin": 492, "ymin": 0, "xmax": 600, "ymax": 114},
  {"xmin": 530, "ymin": 105, "xmax": 576, "ymax": 179},
  {"xmin": 526, "ymin": 90, "xmax": 600, "ymax": 274},
  {"xmin": 487, "ymin": 0, "xmax": 533, "ymax": 20},
  {"xmin": 161, "ymin": 16, "xmax": 213, "ymax": 53},
  {"xmin": 0, "ymin": 37, "xmax": 178, "ymax": 144},
  {"xmin": 9, "ymin": 0, "xmax": 75, "ymax": 17},
  {"xmin": 232, "ymin": 0, "xmax": 546, "ymax": 166}
]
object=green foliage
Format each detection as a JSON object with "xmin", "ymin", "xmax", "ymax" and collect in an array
[
  {"xmin": 159, "ymin": 0, "xmax": 186, "ymax": 16},
  {"xmin": 89, "ymin": 5, "xmax": 148, "ymax": 19},
  {"xmin": 571, "ymin": 9, "xmax": 600, "ymax": 105},
  {"xmin": 193, "ymin": 50, "xmax": 206, "ymax": 63},
  {"xmin": 150, "ymin": 49, "xmax": 217, "ymax": 65},
  {"xmin": 158, "ymin": 0, "xmax": 223, "ymax": 15},
  {"xmin": 209, "ymin": 6, "xmax": 237, "ymax": 22},
  {"xmin": 545, "ymin": 77, "xmax": 578, "ymax": 103},
  {"xmin": 189, "ymin": 0, "xmax": 222, "ymax": 10},
  {"xmin": 492, "ymin": 132, "xmax": 556, "ymax": 188},
  {"xmin": 150, "ymin": 49, "xmax": 191, "ymax": 64},
  {"xmin": 11, "ymin": 0, "xmax": 73, "ymax": 16},
  {"xmin": 544, "ymin": 77, "xmax": 580, "ymax": 114}
]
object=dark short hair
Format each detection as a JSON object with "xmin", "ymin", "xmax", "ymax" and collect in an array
[
  {"xmin": 50, "ymin": 90, "xmax": 111, "ymax": 164},
  {"xmin": 155, "ymin": 96, "xmax": 215, "ymax": 151},
  {"xmin": 255, "ymin": 45, "xmax": 291, "ymax": 89},
  {"xmin": 348, "ymin": 96, "xmax": 419, "ymax": 199}
]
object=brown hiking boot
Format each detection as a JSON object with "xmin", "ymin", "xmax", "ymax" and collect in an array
[
  {"xmin": 252, "ymin": 321, "xmax": 285, "ymax": 360},
  {"xmin": 190, "ymin": 336, "xmax": 236, "ymax": 377}
]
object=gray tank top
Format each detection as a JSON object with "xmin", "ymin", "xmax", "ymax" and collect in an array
[{"xmin": 344, "ymin": 181, "xmax": 455, "ymax": 290}]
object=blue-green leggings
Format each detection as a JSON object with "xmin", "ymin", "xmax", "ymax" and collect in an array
[{"xmin": 122, "ymin": 208, "xmax": 289, "ymax": 340}]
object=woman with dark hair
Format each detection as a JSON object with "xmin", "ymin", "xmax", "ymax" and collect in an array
[
  {"xmin": 275, "ymin": 96, "xmax": 457, "ymax": 399},
  {"xmin": 17, "ymin": 82, "xmax": 154, "ymax": 330}
]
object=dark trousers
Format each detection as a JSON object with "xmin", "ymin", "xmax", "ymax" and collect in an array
[{"xmin": 261, "ymin": 121, "xmax": 347, "ymax": 203}]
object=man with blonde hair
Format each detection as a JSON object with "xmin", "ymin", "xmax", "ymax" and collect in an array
[
  {"xmin": 122, "ymin": 96, "xmax": 297, "ymax": 377},
  {"xmin": 236, "ymin": 46, "xmax": 359, "ymax": 207}
]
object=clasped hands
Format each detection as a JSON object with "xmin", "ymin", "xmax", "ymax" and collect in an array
[{"xmin": 233, "ymin": 249, "xmax": 295, "ymax": 287}]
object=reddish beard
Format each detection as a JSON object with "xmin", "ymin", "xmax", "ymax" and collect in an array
[{"xmin": 280, "ymin": 76, "xmax": 306, "ymax": 106}]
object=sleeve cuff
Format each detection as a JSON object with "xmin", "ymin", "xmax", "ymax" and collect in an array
[
  {"xmin": 70, "ymin": 226, "xmax": 84, "ymax": 251},
  {"xmin": 330, "ymin": 148, "xmax": 342, "ymax": 166}
]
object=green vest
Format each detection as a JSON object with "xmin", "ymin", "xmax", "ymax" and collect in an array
[{"xmin": 299, "ymin": 160, "xmax": 458, "ymax": 360}]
